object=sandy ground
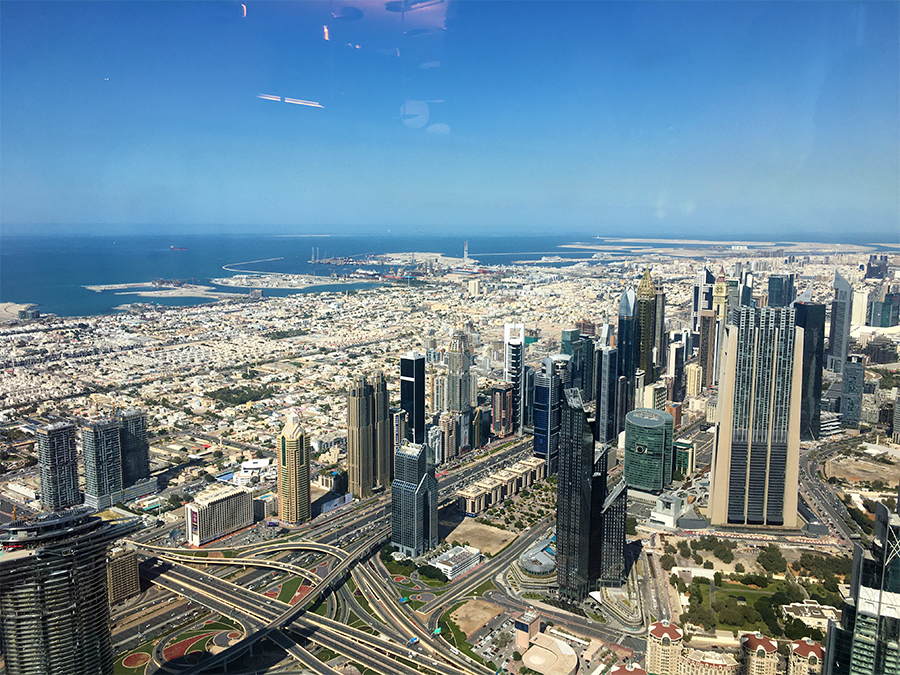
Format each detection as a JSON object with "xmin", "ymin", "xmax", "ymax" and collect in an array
[
  {"xmin": 443, "ymin": 519, "xmax": 517, "ymax": 556},
  {"xmin": 451, "ymin": 599, "xmax": 505, "ymax": 638},
  {"xmin": 0, "ymin": 302, "xmax": 35, "ymax": 322},
  {"xmin": 825, "ymin": 455, "xmax": 899, "ymax": 486}
]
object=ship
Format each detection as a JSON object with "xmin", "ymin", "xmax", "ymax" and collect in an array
[{"xmin": 170, "ymin": 246, "xmax": 188, "ymax": 251}]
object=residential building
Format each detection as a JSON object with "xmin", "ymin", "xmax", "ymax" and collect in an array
[
  {"xmin": 679, "ymin": 650, "xmax": 741, "ymax": 675},
  {"xmin": 184, "ymin": 484, "xmax": 253, "ymax": 547},
  {"xmin": 827, "ymin": 270, "xmax": 853, "ymax": 374},
  {"xmin": 347, "ymin": 373, "xmax": 390, "ymax": 499},
  {"xmin": 742, "ymin": 633, "xmax": 779, "ymax": 675},
  {"xmin": 691, "ymin": 267, "xmax": 716, "ymax": 332},
  {"xmin": 390, "ymin": 440, "xmax": 438, "ymax": 558},
  {"xmin": 684, "ymin": 363, "xmax": 702, "ymax": 398},
  {"xmin": 107, "ymin": 546, "xmax": 140, "ymax": 604},
  {"xmin": 646, "ymin": 620, "xmax": 683, "ymax": 675},
  {"xmin": 698, "ymin": 309, "xmax": 717, "ymax": 390},
  {"xmin": 841, "ymin": 355, "xmax": 864, "ymax": 427},
  {"xmin": 277, "ymin": 412, "xmax": 311, "ymax": 525},
  {"xmin": 768, "ymin": 273, "xmax": 796, "ymax": 307},
  {"xmin": 709, "ymin": 306, "xmax": 802, "ymax": 528},
  {"xmin": 0, "ymin": 508, "xmax": 139, "ymax": 675},
  {"xmin": 37, "ymin": 421, "xmax": 79, "ymax": 511},
  {"xmin": 789, "ymin": 638, "xmax": 824, "ymax": 675},
  {"xmin": 83, "ymin": 418, "xmax": 123, "ymax": 510},
  {"xmin": 118, "ymin": 409, "xmax": 150, "ymax": 488}
]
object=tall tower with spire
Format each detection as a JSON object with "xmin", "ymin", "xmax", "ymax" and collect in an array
[{"xmin": 712, "ymin": 267, "xmax": 728, "ymax": 320}]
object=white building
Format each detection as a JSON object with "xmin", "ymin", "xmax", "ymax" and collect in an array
[
  {"xmin": 429, "ymin": 545, "xmax": 481, "ymax": 580},
  {"xmin": 185, "ymin": 484, "xmax": 253, "ymax": 546}
]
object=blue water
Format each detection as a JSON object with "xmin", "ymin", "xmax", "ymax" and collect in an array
[
  {"xmin": 0, "ymin": 233, "xmax": 613, "ymax": 316},
  {"xmin": 2, "ymin": 232, "xmax": 885, "ymax": 317}
]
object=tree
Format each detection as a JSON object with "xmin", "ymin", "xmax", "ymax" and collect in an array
[
  {"xmin": 512, "ymin": 651, "xmax": 522, "ymax": 662},
  {"xmin": 734, "ymin": 563, "xmax": 745, "ymax": 574},
  {"xmin": 626, "ymin": 517, "xmax": 638, "ymax": 536},
  {"xmin": 757, "ymin": 545, "xmax": 787, "ymax": 573},
  {"xmin": 660, "ymin": 554, "xmax": 676, "ymax": 571},
  {"xmin": 714, "ymin": 572, "xmax": 723, "ymax": 586},
  {"xmin": 703, "ymin": 561, "xmax": 714, "ymax": 570}
]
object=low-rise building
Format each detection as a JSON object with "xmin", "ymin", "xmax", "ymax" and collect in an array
[
  {"xmin": 429, "ymin": 545, "xmax": 481, "ymax": 580},
  {"xmin": 678, "ymin": 649, "xmax": 741, "ymax": 675},
  {"xmin": 780, "ymin": 599, "xmax": 840, "ymax": 632}
]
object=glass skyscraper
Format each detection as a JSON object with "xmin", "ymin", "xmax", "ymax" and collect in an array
[
  {"xmin": 594, "ymin": 346, "xmax": 619, "ymax": 445},
  {"xmin": 391, "ymin": 440, "xmax": 438, "ymax": 558},
  {"xmin": 826, "ymin": 497, "xmax": 900, "ymax": 675},
  {"xmin": 793, "ymin": 301, "xmax": 825, "ymax": 441},
  {"xmin": 827, "ymin": 270, "xmax": 853, "ymax": 374},
  {"xmin": 624, "ymin": 408, "xmax": 674, "ymax": 493},
  {"xmin": 534, "ymin": 355, "xmax": 569, "ymax": 474},
  {"xmin": 400, "ymin": 351, "xmax": 426, "ymax": 445},
  {"xmin": 117, "ymin": 409, "xmax": 150, "ymax": 488},
  {"xmin": 558, "ymin": 389, "xmax": 627, "ymax": 603}
]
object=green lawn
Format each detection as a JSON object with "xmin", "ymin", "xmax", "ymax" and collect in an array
[
  {"xmin": 407, "ymin": 600, "xmax": 426, "ymax": 610},
  {"xmin": 472, "ymin": 579, "xmax": 496, "ymax": 597},
  {"xmin": 276, "ymin": 576, "xmax": 306, "ymax": 603}
]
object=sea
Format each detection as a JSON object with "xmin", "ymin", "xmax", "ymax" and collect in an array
[{"xmin": 0, "ymin": 232, "xmax": 886, "ymax": 318}]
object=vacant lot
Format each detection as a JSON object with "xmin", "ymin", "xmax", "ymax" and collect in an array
[
  {"xmin": 451, "ymin": 599, "xmax": 505, "ymax": 637},
  {"xmin": 825, "ymin": 455, "xmax": 898, "ymax": 486},
  {"xmin": 444, "ymin": 518, "xmax": 517, "ymax": 556}
]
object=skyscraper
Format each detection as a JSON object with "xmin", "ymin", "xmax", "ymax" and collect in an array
[
  {"xmin": 768, "ymin": 273, "xmax": 796, "ymax": 308},
  {"xmin": 372, "ymin": 371, "xmax": 392, "ymax": 488},
  {"xmin": 347, "ymin": 376, "xmax": 379, "ymax": 499},
  {"xmin": 793, "ymin": 301, "xmax": 825, "ymax": 441},
  {"xmin": 557, "ymin": 388, "xmax": 595, "ymax": 603},
  {"xmin": 841, "ymin": 355, "xmax": 864, "ymax": 427},
  {"xmin": 698, "ymin": 309, "xmax": 717, "ymax": 390},
  {"xmin": 492, "ymin": 382, "xmax": 514, "ymax": 437},
  {"xmin": 117, "ymin": 409, "xmax": 150, "ymax": 488},
  {"xmin": 277, "ymin": 412, "xmax": 311, "ymax": 525},
  {"xmin": 391, "ymin": 440, "xmax": 438, "ymax": 558},
  {"xmin": 447, "ymin": 331, "xmax": 473, "ymax": 451},
  {"xmin": 709, "ymin": 306, "xmax": 802, "ymax": 528},
  {"xmin": 83, "ymin": 418, "xmax": 123, "ymax": 510},
  {"xmin": 400, "ymin": 351, "xmax": 426, "ymax": 445},
  {"xmin": 504, "ymin": 323, "xmax": 526, "ymax": 435},
  {"xmin": 691, "ymin": 267, "xmax": 716, "ymax": 332},
  {"xmin": 655, "ymin": 285, "xmax": 667, "ymax": 373},
  {"xmin": 825, "ymin": 495, "xmax": 900, "ymax": 675},
  {"xmin": 534, "ymin": 355, "xmax": 569, "ymax": 473},
  {"xmin": 624, "ymin": 409, "xmax": 674, "ymax": 493},
  {"xmin": 636, "ymin": 269, "xmax": 659, "ymax": 383},
  {"xmin": 827, "ymin": 270, "xmax": 853, "ymax": 374},
  {"xmin": 594, "ymin": 346, "xmax": 619, "ymax": 445},
  {"xmin": 0, "ymin": 508, "xmax": 139, "ymax": 675},
  {"xmin": 37, "ymin": 422, "xmax": 79, "ymax": 511},
  {"xmin": 618, "ymin": 286, "xmax": 638, "ymax": 410},
  {"xmin": 557, "ymin": 389, "xmax": 627, "ymax": 603}
]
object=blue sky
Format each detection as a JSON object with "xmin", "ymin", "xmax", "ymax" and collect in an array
[{"xmin": 1, "ymin": 1, "xmax": 897, "ymax": 240}]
